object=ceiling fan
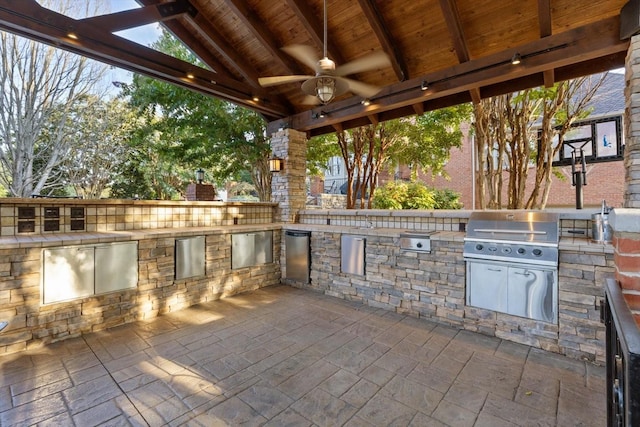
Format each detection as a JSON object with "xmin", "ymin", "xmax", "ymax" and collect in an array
[{"xmin": 258, "ymin": 0, "xmax": 390, "ymax": 105}]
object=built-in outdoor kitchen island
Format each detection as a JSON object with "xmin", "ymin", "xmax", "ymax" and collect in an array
[
  {"xmin": 0, "ymin": 197, "xmax": 615, "ymax": 364},
  {"xmin": 0, "ymin": 198, "xmax": 282, "ymax": 354},
  {"xmin": 285, "ymin": 208, "xmax": 614, "ymax": 364}
]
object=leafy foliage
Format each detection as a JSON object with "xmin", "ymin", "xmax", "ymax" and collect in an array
[
  {"xmin": 372, "ymin": 181, "xmax": 462, "ymax": 210},
  {"xmin": 115, "ymin": 30, "xmax": 271, "ymax": 200}
]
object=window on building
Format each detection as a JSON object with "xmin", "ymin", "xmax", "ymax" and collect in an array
[{"xmin": 549, "ymin": 116, "xmax": 624, "ymax": 166}]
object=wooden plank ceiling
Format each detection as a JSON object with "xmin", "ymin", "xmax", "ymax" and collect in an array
[{"xmin": 0, "ymin": 0, "xmax": 631, "ymax": 137}]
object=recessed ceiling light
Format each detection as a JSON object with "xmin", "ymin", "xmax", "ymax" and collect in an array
[{"xmin": 67, "ymin": 32, "xmax": 78, "ymax": 40}]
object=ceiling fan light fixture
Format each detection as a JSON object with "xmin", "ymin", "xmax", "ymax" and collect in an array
[{"xmin": 316, "ymin": 77, "xmax": 336, "ymax": 104}]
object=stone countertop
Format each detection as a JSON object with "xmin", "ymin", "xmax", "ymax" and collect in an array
[
  {"xmin": 298, "ymin": 208, "xmax": 608, "ymax": 220},
  {"xmin": 283, "ymin": 223, "xmax": 612, "ymax": 253},
  {"xmin": 0, "ymin": 224, "xmax": 284, "ymax": 249}
]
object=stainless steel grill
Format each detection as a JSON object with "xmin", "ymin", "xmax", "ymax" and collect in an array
[
  {"xmin": 463, "ymin": 211, "xmax": 560, "ymax": 267},
  {"xmin": 463, "ymin": 211, "xmax": 560, "ymax": 323}
]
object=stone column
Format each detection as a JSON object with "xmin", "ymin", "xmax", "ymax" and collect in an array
[
  {"xmin": 612, "ymin": 34, "xmax": 640, "ymax": 299},
  {"xmin": 270, "ymin": 128, "xmax": 307, "ymax": 223}
]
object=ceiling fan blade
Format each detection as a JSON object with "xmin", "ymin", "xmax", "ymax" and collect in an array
[
  {"xmin": 335, "ymin": 51, "xmax": 391, "ymax": 77},
  {"xmin": 300, "ymin": 95, "xmax": 321, "ymax": 105},
  {"xmin": 282, "ymin": 45, "xmax": 321, "ymax": 72},
  {"xmin": 258, "ymin": 75, "xmax": 313, "ymax": 87},
  {"xmin": 339, "ymin": 77, "xmax": 383, "ymax": 98}
]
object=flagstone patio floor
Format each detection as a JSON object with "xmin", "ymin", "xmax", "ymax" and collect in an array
[{"xmin": 0, "ymin": 285, "xmax": 606, "ymax": 426}]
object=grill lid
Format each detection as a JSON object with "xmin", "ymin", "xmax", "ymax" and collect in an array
[{"xmin": 465, "ymin": 211, "xmax": 559, "ymax": 244}]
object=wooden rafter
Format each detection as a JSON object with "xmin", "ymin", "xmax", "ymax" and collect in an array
[
  {"xmin": 223, "ymin": 0, "xmax": 303, "ymax": 76},
  {"xmin": 284, "ymin": 0, "xmax": 345, "ymax": 65},
  {"xmin": 438, "ymin": 0, "xmax": 481, "ymax": 104},
  {"xmin": 537, "ymin": 0, "xmax": 555, "ymax": 88},
  {"xmin": 184, "ymin": 13, "xmax": 263, "ymax": 88},
  {"xmin": 269, "ymin": 16, "xmax": 628, "ymax": 135},
  {"xmin": 80, "ymin": 0, "xmax": 193, "ymax": 33},
  {"xmin": 356, "ymin": 0, "xmax": 408, "ymax": 82}
]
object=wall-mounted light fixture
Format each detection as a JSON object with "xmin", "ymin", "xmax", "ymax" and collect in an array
[
  {"xmin": 268, "ymin": 156, "xmax": 284, "ymax": 173},
  {"xmin": 195, "ymin": 168, "xmax": 205, "ymax": 184},
  {"xmin": 511, "ymin": 53, "xmax": 522, "ymax": 65},
  {"xmin": 420, "ymin": 80, "xmax": 429, "ymax": 91}
]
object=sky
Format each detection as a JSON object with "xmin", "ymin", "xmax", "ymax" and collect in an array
[{"xmin": 104, "ymin": 0, "xmax": 163, "ymax": 89}]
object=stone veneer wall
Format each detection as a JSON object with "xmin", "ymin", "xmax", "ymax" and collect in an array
[
  {"xmin": 0, "ymin": 229, "xmax": 281, "ymax": 354},
  {"xmin": 270, "ymin": 129, "xmax": 307, "ymax": 223}
]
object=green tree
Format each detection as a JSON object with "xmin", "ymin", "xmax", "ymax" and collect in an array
[
  {"xmin": 311, "ymin": 104, "xmax": 472, "ymax": 209},
  {"xmin": 390, "ymin": 104, "xmax": 473, "ymax": 180},
  {"xmin": 473, "ymin": 75, "xmax": 605, "ymax": 209},
  {"xmin": 119, "ymin": 30, "xmax": 271, "ymax": 200}
]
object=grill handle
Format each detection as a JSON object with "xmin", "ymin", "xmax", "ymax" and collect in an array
[{"xmin": 473, "ymin": 229, "xmax": 547, "ymax": 235}]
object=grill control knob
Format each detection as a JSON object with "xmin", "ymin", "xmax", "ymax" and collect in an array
[
  {"xmin": 532, "ymin": 249, "xmax": 542, "ymax": 256},
  {"xmin": 517, "ymin": 248, "xmax": 526, "ymax": 254},
  {"xmin": 475, "ymin": 244, "xmax": 483, "ymax": 251}
]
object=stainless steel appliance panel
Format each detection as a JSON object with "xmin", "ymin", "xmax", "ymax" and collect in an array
[
  {"xmin": 285, "ymin": 230, "xmax": 311, "ymax": 283},
  {"xmin": 95, "ymin": 242, "xmax": 138, "ymax": 293},
  {"xmin": 255, "ymin": 231, "xmax": 273, "ymax": 265},
  {"xmin": 232, "ymin": 233, "xmax": 254, "ymax": 269},
  {"xmin": 176, "ymin": 236, "xmax": 206, "ymax": 279},
  {"xmin": 341, "ymin": 235, "xmax": 365, "ymax": 276},
  {"xmin": 467, "ymin": 261, "xmax": 508, "ymax": 312},
  {"xmin": 507, "ymin": 266, "xmax": 556, "ymax": 322},
  {"xmin": 466, "ymin": 259, "xmax": 557, "ymax": 323},
  {"xmin": 43, "ymin": 246, "xmax": 95, "ymax": 304}
]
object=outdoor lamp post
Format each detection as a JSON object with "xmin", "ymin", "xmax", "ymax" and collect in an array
[{"xmin": 195, "ymin": 168, "xmax": 205, "ymax": 184}]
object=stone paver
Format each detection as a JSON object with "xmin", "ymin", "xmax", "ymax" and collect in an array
[{"xmin": 0, "ymin": 285, "xmax": 607, "ymax": 426}]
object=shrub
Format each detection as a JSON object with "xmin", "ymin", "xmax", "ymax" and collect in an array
[{"xmin": 372, "ymin": 181, "xmax": 462, "ymax": 210}]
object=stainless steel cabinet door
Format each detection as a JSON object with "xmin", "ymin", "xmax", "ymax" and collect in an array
[
  {"xmin": 43, "ymin": 246, "xmax": 95, "ymax": 304},
  {"xmin": 255, "ymin": 231, "xmax": 273, "ymax": 265},
  {"xmin": 341, "ymin": 235, "xmax": 365, "ymax": 276},
  {"xmin": 507, "ymin": 267, "xmax": 556, "ymax": 322},
  {"xmin": 95, "ymin": 242, "xmax": 138, "ymax": 293},
  {"xmin": 467, "ymin": 262, "xmax": 508, "ymax": 312},
  {"xmin": 175, "ymin": 236, "xmax": 205, "ymax": 279},
  {"xmin": 232, "ymin": 233, "xmax": 254, "ymax": 269},
  {"xmin": 285, "ymin": 231, "xmax": 311, "ymax": 283}
]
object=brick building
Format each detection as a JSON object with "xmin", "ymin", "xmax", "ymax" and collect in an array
[{"xmin": 316, "ymin": 72, "xmax": 626, "ymax": 210}]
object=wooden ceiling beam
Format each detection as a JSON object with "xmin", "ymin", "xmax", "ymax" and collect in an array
[
  {"xmin": 268, "ymin": 16, "xmax": 628, "ymax": 135},
  {"xmin": 157, "ymin": 20, "xmax": 237, "ymax": 82},
  {"xmin": 537, "ymin": 0, "xmax": 555, "ymax": 88},
  {"xmin": 284, "ymin": 0, "xmax": 346, "ymax": 65},
  {"xmin": 223, "ymin": 0, "xmax": 304, "ymax": 76},
  {"xmin": 0, "ymin": 0, "xmax": 288, "ymax": 119},
  {"xmin": 356, "ymin": 0, "xmax": 408, "ymax": 81},
  {"xmin": 132, "ymin": 0, "xmax": 238, "ymax": 83},
  {"xmin": 80, "ymin": 0, "xmax": 193, "ymax": 33},
  {"xmin": 439, "ymin": 0, "xmax": 482, "ymax": 104},
  {"xmin": 183, "ymin": 13, "xmax": 263, "ymax": 89}
]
